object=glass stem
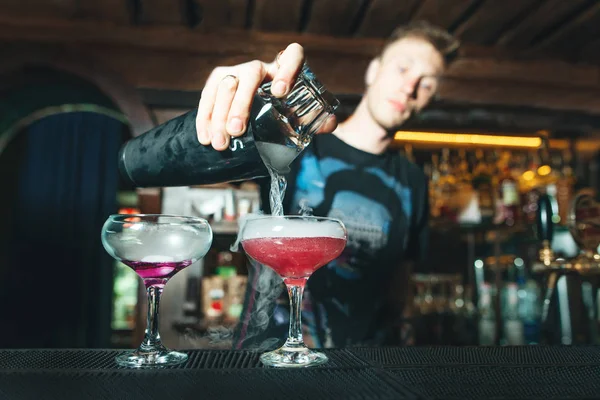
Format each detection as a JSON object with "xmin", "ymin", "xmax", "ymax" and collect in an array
[
  {"xmin": 140, "ymin": 285, "xmax": 164, "ymax": 351},
  {"xmin": 285, "ymin": 283, "xmax": 306, "ymax": 348}
]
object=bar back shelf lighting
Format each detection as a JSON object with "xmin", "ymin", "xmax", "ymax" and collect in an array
[{"xmin": 394, "ymin": 131, "xmax": 543, "ymax": 149}]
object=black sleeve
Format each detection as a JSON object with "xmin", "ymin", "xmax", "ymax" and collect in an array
[{"xmin": 404, "ymin": 169, "xmax": 430, "ymax": 271}]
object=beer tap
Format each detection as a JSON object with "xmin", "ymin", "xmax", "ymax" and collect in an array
[
  {"xmin": 537, "ymin": 193, "xmax": 555, "ymax": 267},
  {"xmin": 533, "ymin": 193, "xmax": 560, "ymax": 328},
  {"xmin": 533, "ymin": 191, "xmax": 600, "ymax": 344}
]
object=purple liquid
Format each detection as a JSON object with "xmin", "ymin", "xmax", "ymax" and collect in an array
[{"xmin": 122, "ymin": 260, "xmax": 192, "ymax": 287}]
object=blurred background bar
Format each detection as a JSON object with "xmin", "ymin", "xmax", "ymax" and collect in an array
[{"xmin": 2, "ymin": 0, "xmax": 600, "ymax": 349}]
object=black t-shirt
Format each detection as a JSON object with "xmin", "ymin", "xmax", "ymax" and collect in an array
[{"xmin": 233, "ymin": 134, "xmax": 429, "ymax": 349}]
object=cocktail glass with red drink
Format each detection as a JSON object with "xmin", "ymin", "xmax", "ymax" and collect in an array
[
  {"xmin": 241, "ymin": 215, "xmax": 347, "ymax": 368},
  {"xmin": 101, "ymin": 214, "xmax": 212, "ymax": 367}
]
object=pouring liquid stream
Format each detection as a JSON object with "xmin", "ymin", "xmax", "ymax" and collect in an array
[{"xmin": 268, "ymin": 166, "xmax": 287, "ymax": 217}]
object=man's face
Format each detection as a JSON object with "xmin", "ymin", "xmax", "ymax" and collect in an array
[{"xmin": 365, "ymin": 36, "xmax": 444, "ymax": 131}]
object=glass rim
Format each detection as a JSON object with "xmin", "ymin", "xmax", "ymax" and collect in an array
[
  {"xmin": 107, "ymin": 213, "xmax": 210, "ymax": 225},
  {"xmin": 242, "ymin": 215, "xmax": 347, "ymax": 236},
  {"xmin": 244, "ymin": 215, "xmax": 342, "ymax": 223}
]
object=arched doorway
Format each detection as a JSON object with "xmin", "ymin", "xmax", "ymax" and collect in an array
[{"xmin": 0, "ymin": 61, "xmax": 151, "ymax": 348}]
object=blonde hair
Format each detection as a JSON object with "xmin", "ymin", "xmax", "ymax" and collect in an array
[{"xmin": 382, "ymin": 21, "xmax": 460, "ymax": 65}]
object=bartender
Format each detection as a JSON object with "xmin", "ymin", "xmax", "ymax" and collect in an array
[{"xmin": 196, "ymin": 21, "xmax": 460, "ymax": 348}]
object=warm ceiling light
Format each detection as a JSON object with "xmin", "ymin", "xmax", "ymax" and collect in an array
[
  {"xmin": 522, "ymin": 171, "xmax": 536, "ymax": 181},
  {"xmin": 537, "ymin": 165, "xmax": 552, "ymax": 176},
  {"xmin": 394, "ymin": 131, "xmax": 543, "ymax": 148}
]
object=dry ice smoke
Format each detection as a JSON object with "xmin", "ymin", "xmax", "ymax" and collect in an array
[
  {"xmin": 182, "ymin": 204, "xmax": 323, "ymax": 350},
  {"xmin": 181, "ymin": 326, "xmax": 234, "ymax": 349},
  {"xmin": 182, "ymin": 213, "xmax": 283, "ymax": 351},
  {"xmin": 241, "ymin": 218, "xmax": 346, "ymax": 240},
  {"xmin": 229, "ymin": 211, "xmax": 284, "ymax": 351},
  {"xmin": 235, "ymin": 258, "xmax": 284, "ymax": 350},
  {"xmin": 298, "ymin": 198, "xmax": 313, "ymax": 216}
]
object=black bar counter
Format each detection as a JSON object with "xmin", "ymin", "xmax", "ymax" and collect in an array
[{"xmin": 0, "ymin": 346, "xmax": 599, "ymax": 399}]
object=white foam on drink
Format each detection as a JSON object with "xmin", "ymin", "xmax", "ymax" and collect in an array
[
  {"xmin": 141, "ymin": 255, "xmax": 175, "ymax": 263},
  {"xmin": 242, "ymin": 218, "xmax": 345, "ymax": 240}
]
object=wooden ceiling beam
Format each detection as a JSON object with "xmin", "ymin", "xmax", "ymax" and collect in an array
[
  {"xmin": 72, "ymin": 44, "xmax": 371, "ymax": 95},
  {"xmin": 532, "ymin": 2, "xmax": 600, "ymax": 56},
  {"xmin": 0, "ymin": 0, "xmax": 77, "ymax": 19},
  {"xmin": 75, "ymin": 0, "xmax": 131, "ymax": 24},
  {"xmin": 410, "ymin": 0, "xmax": 478, "ymax": 31},
  {"xmin": 304, "ymin": 0, "xmax": 365, "ymax": 36},
  {"xmin": 438, "ymin": 78, "xmax": 600, "ymax": 115},
  {"xmin": 2, "ymin": 15, "xmax": 600, "ymax": 113},
  {"xmin": 580, "ymin": 38, "xmax": 600, "ymax": 64},
  {"xmin": 252, "ymin": 0, "xmax": 304, "ymax": 32},
  {"xmin": 136, "ymin": 0, "xmax": 183, "ymax": 25},
  {"xmin": 0, "ymin": 15, "xmax": 599, "ymax": 87},
  {"xmin": 223, "ymin": 0, "xmax": 250, "ymax": 30},
  {"xmin": 496, "ymin": 0, "xmax": 589, "ymax": 49},
  {"xmin": 37, "ymin": 44, "xmax": 600, "ymax": 115},
  {"xmin": 453, "ymin": 0, "xmax": 541, "ymax": 45},
  {"xmin": 357, "ymin": 0, "xmax": 421, "ymax": 38},
  {"xmin": 444, "ymin": 57, "xmax": 600, "ymax": 89},
  {"xmin": 184, "ymin": 0, "xmax": 249, "ymax": 31},
  {"xmin": 0, "ymin": 14, "xmax": 383, "ymax": 57}
]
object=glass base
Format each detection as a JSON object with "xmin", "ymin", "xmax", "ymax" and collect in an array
[
  {"xmin": 116, "ymin": 348, "xmax": 188, "ymax": 368},
  {"xmin": 260, "ymin": 346, "xmax": 328, "ymax": 368}
]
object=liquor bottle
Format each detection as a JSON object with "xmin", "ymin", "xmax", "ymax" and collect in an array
[
  {"xmin": 520, "ymin": 152, "xmax": 542, "ymax": 224},
  {"xmin": 502, "ymin": 282, "xmax": 524, "ymax": 345},
  {"xmin": 472, "ymin": 149, "xmax": 495, "ymax": 224},
  {"xmin": 431, "ymin": 153, "xmax": 441, "ymax": 184},
  {"xmin": 456, "ymin": 149, "xmax": 472, "ymax": 185},
  {"xmin": 519, "ymin": 280, "xmax": 542, "ymax": 344},
  {"xmin": 429, "ymin": 154, "xmax": 442, "ymax": 219},
  {"xmin": 404, "ymin": 144, "xmax": 415, "ymax": 163},
  {"xmin": 437, "ymin": 148, "xmax": 458, "ymax": 221},
  {"xmin": 456, "ymin": 149, "xmax": 480, "ymax": 224},
  {"xmin": 495, "ymin": 152, "xmax": 520, "ymax": 226},
  {"xmin": 181, "ymin": 275, "xmax": 201, "ymax": 324},
  {"xmin": 478, "ymin": 283, "xmax": 496, "ymax": 345},
  {"xmin": 556, "ymin": 149, "xmax": 575, "ymax": 225},
  {"xmin": 118, "ymin": 64, "xmax": 339, "ymax": 188}
]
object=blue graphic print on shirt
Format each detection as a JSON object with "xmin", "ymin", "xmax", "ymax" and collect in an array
[{"xmin": 279, "ymin": 147, "xmax": 414, "ymax": 346}]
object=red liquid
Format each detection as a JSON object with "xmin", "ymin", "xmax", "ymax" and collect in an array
[
  {"xmin": 242, "ymin": 237, "xmax": 345, "ymax": 286},
  {"xmin": 122, "ymin": 260, "xmax": 192, "ymax": 287}
]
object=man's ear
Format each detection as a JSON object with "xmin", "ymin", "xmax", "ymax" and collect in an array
[{"xmin": 365, "ymin": 58, "xmax": 380, "ymax": 87}]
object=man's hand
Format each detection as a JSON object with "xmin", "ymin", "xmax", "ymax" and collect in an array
[{"xmin": 196, "ymin": 42, "xmax": 337, "ymax": 151}]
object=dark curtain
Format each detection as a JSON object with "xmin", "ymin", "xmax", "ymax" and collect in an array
[{"xmin": 2, "ymin": 111, "xmax": 123, "ymax": 348}]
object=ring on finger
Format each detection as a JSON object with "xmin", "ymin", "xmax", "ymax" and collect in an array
[
  {"xmin": 221, "ymin": 74, "xmax": 239, "ymax": 85},
  {"xmin": 274, "ymin": 51, "xmax": 284, "ymax": 68}
]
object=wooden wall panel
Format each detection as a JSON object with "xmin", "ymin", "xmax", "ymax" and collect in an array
[
  {"xmin": 151, "ymin": 108, "xmax": 189, "ymax": 125},
  {"xmin": 138, "ymin": 0, "xmax": 183, "ymax": 25},
  {"xmin": 445, "ymin": 57, "xmax": 600, "ymax": 88},
  {"xmin": 438, "ymin": 78, "xmax": 600, "ymax": 114},
  {"xmin": 75, "ymin": 0, "xmax": 131, "ymax": 24},
  {"xmin": 0, "ymin": 0, "xmax": 77, "ymax": 18},
  {"xmin": 304, "ymin": 0, "xmax": 364, "ymax": 36},
  {"xmin": 1, "ymin": 14, "xmax": 600, "ymax": 114},
  {"xmin": 252, "ymin": 0, "xmax": 304, "ymax": 32},
  {"xmin": 194, "ymin": 0, "xmax": 249, "ymax": 31}
]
